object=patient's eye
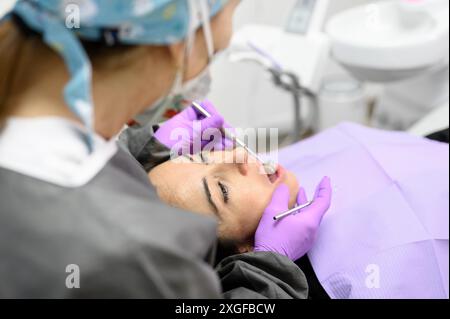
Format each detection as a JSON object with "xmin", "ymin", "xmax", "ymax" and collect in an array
[
  {"xmin": 218, "ymin": 181, "xmax": 229, "ymax": 204},
  {"xmin": 186, "ymin": 153, "xmax": 208, "ymax": 164},
  {"xmin": 185, "ymin": 155, "xmax": 195, "ymax": 162},
  {"xmin": 200, "ymin": 152, "xmax": 211, "ymax": 164}
]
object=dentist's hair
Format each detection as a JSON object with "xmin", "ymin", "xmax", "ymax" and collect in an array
[
  {"xmin": 0, "ymin": 21, "xmax": 23, "ymax": 128},
  {"xmin": 0, "ymin": 18, "xmax": 164, "ymax": 128}
]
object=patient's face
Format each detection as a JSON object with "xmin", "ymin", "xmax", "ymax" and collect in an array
[{"xmin": 148, "ymin": 149, "xmax": 299, "ymax": 246}]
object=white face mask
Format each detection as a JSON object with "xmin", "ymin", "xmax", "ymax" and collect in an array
[
  {"xmin": 178, "ymin": 65, "xmax": 213, "ymax": 103},
  {"xmin": 133, "ymin": 66, "xmax": 213, "ymax": 126},
  {"xmin": 134, "ymin": 0, "xmax": 216, "ymax": 126}
]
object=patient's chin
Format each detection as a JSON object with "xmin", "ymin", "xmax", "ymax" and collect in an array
[
  {"xmin": 217, "ymin": 238, "xmax": 251, "ymax": 256},
  {"xmin": 237, "ymin": 243, "xmax": 254, "ymax": 254}
]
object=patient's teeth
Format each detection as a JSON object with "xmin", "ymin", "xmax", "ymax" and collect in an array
[{"xmin": 263, "ymin": 161, "xmax": 277, "ymax": 175}]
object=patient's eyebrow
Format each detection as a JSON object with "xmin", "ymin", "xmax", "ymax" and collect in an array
[{"xmin": 202, "ymin": 177, "xmax": 219, "ymax": 216}]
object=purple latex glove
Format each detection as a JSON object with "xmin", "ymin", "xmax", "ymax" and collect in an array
[
  {"xmin": 254, "ymin": 177, "xmax": 332, "ymax": 261},
  {"xmin": 154, "ymin": 100, "xmax": 233, "ymax": 154}
]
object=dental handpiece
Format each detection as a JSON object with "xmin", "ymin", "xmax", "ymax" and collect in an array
[{"xmin": 191, "ymin": 101, "xmax": 277, "ymax": 175}]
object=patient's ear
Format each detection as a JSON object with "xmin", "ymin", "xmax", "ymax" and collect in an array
[{"xmin": 237, "ymin": 243, "xmax": 254, "ymax": 254}]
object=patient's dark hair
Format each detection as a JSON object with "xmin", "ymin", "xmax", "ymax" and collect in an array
[{"xmin": 214, "ymin": 240, "xmax": 241, "ymax": 266}]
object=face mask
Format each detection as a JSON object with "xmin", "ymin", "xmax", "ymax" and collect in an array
[
  {"xmin": 133, "ymin": 0, "xmax": 216, "ymax": 126},
  {"xmin": 179, "ymin": 65, "xmax": 213, "ymax": 102},
  {"xmin": 133, "ymin": 65, "xmax": 213, "ymax": 126}
]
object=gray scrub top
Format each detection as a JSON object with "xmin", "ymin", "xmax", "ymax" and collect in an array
[{"xmin": 0, "ymin": 123, "xmax": 308, "ymax": 298}]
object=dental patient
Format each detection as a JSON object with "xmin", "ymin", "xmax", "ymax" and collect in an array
[{"xmin": 148, "ymin": 123, "xmax": 449, "ymax": 299}]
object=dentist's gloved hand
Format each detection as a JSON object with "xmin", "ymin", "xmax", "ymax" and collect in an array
[
  {"xmin": 254, "ymin": 177, "xmax": 332, "ymax": 261},
  {"xmin": 154, "ymin": 100, "xmax": 234, "ymax": 154}
]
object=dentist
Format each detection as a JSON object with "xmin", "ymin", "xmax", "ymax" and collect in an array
[{"xmin": 0, "ymin": 0, "xmax": 331, "ymax": 298}]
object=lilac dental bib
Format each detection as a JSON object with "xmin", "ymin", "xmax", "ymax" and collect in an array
[{"xmin": 278, "ymin": 123, "xmax": 449, "ymax": 299}]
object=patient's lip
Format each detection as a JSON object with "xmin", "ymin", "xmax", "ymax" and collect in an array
[
  {"xmin": 268, "ymin": 164, "xmax": 284, "ymax": 184},
  {"xmin": 276, "ymin": 165, "xmax": 286, "ymax": 182}
]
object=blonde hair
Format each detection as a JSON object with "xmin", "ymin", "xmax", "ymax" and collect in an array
[{"xmin": 0, "ymin": 20, "xmax": 25, "ymax": 127}]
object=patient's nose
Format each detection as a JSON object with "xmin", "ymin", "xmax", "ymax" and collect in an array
[
  {"xmin": 237, "ymin": 162, "xmax": 249, "ymax": 176},
  {"xmin": 233, "ymin": 148, "xmax": 249, "ymax": 176}
]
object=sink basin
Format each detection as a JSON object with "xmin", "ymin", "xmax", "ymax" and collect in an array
[{"xmin": 326, "ymin": 0, "xmax": 449, "ymax": 82}]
